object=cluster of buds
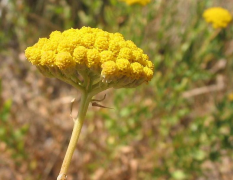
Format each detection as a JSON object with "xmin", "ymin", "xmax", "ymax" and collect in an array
[{"xmin": 25, "ymin": 27, "xmax": 154, "ymax": 94}]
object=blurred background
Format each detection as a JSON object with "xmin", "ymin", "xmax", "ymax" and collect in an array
[{"xmin": 0, "ymin": 0, "xmax": 233, "ymax": 180}]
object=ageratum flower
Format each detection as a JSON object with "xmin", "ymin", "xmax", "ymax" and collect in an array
[
  {"xmin": 25, "ymin": 27, "xmax": 154, "ymax": 96},
  {"xmin": 203, "ymin": 7, "xmax": 232, "ymax": 29},
  {"xmin": 120, "ymin": 0, "xmax": 151, "ymax": 6}
]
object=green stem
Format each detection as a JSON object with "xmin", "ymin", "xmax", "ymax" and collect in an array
[
  {"xmin": 195, "ymin": 28, "xmax": 221, "ymax": 59},
  {"xmin": 57, "ymin": 92, "xmax": 91, "ymax": 180}
]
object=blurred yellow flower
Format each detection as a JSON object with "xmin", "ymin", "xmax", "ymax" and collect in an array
[
  {"xmin": 228, "ymin": 93, "xmax": 233, "ymax": 101},
  {"xmin": 120, "ymin": 0, "xmax": 151, "ymax": 6},
  {"xmin": 203, "ymin": 7, "xmax": 232, "ymax": 29},
  {"xmin": 25, "ymin": 27, "xmax": 154, "ymax": 90}
]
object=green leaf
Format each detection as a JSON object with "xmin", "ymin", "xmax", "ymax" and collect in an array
[
  {"xmin": 172, "ymin": 170, "xmax": 186, "ymax": 180},
  {"xmin": 192, "ymin": 150, "xmax": 206, "ymax": 161}
]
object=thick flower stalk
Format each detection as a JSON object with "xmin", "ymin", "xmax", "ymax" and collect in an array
[
  {"xmin": 120, "ymin": 0, "xmax": 151, "ymax": 6},
  {"xmin": 203, "ymin": 7, "xmax": 232, "ymax": 29},
  {"xmin": 25, "ymin": 27, "xmax": 154, "ymax": 180}
]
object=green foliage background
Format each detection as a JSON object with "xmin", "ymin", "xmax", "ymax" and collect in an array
[{"xmin": 0, "ymin": 0, "xmax": 233, "ymax": 180}]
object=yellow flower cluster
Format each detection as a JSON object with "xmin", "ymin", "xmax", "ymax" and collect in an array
[
  {"xmin": 203, "ymin": 7, "xmax": 232, "ymax": 29},
  {"xmin": 120, "ymin": 0, "xmax": 151, "ymax": 6},
  {"xmin": 25, "ymin": 27, "xmax": 154, "ymax": 90}
]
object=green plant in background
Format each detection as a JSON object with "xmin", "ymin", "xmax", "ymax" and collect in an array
[
  {"xmin": 98, "ymin": 1, "xmax": 233, "ymax": 179},
  {"xmin": 209, "ymin": 94, "xmax": 233, "ymax": 159},
  {"xmin": 0, "ymin": 80, "xmax": 28, "ymax": 161},
  {"xmin": 25, "ymin": 26, "xmax": 154, "ymax": 180}
]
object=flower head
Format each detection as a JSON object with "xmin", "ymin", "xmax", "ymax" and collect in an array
[
  {"xmin": 25, "ymin": 27, "xmax": 154, "ymax": 94},
  {"xmin": 120, "ymin": 0, "xmax": 151, "ymax": 6},
  {"xmin": 203, "ymin": 7, "xmax": 232, "ymax": 29}
]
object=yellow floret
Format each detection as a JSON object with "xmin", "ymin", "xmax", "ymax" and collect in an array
[
  {"xmin": 57, "ymin": 38, "xmax": 75, "ymax": 54},
  {"xmin": 146, "ymin": 60, "xmax": 154, "ymax": 71},
  {"xmin": 126, "ymin": 40, "xmax": 137, "ymax": 50},
  {"xmin": 117, "ymin": 47, "xmax": 133, "ymax": 61},
  {"xmin": 62, "ymin": 28, "xmax": 77, "ymax": 37},
  {"xmin": 118, "ymin": 41, "xmax": 127, "ymax": 48},
  {"xmin": 49, "ymin": 31, "xmax": 63, "ymax": 40},
  {"xmin": 62, "ymin": 30, "xmax": 82, "ymax": 48},
  {"xmin": 41, "ymin": 51, "xmax": 56, "ymax": 66},
  {"xmin": 110, "ymin": 33, "xmax": 126, "ymax": 48},
  {"xmin": 25, "ymin": 47, "xmax": 41, "ymax": 65},
  {"xmin": 79, "ymin": 26, "xmax": 95, "ymax": 34},
  {"xmin": 143, "ymin": 67, "xmax": 153, "ymax": 81},
  {"xmin": 141, "ymin": 54, "xmax": 149, "ymax": 66},
  {"xmin": 33, "ymin": 38, "xmax": 48, "ymax": 49},
  {"xmin": 55, "ymin": 52, "xmax": 75, "ymax": 69},
  {"xmin": 130, "ymin": 62, "xmax": 143, "ymax": 79},
  {"xmin": 132, "ymin": 50, "xmax": 143, "ymax": 63},
  {"xmin": 116, "ymin": 58, "xmax": 131, "ymax": 75},
  {"xmin": 86, "ymin": 49, "xmax": 100, "ymax": 68},
  {"xmin": 100, "ymin": 51, "xmax": 114, "ymax": 63},
  {"xmin": 142, "ymin": 54, "xmax": 149, "ymax": 61},
  {"xmin": 94, "ymin": 36, "xmax": 109, "ymax": 51},
  {"xmin": 109, "ymin": 40, "xmax": 121, "ymax": 57},
  {"xmin": 97, "ymin": 31, "xmax": 109, "ymax": 39},
  {"xmin": 81, "ymin": 33, "xmax": 95, "ymax": 48},
  {"xmin": 69, "ymin": 32, "xmax": 82, "ymax": 47},
  {"xmin": 111, "ymin": 33, "xmax": 124, "ymax": 41},
  {"xmin": 101, "ymin": 61, "xmax": 118, "ymax": 77},
  {"xmin": 73, "ymin": 46, "xmax": 87, "ymax": 65},
  {"xmin": 203, "ymin": 7, "xmax": 232, "ymax": 29},
  {"xmin": 42, "ymin": 39, "xmax": 59, "ymax": 52}
]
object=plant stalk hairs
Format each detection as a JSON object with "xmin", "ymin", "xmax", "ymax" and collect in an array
[{"xmin": 25, "ymin": 27, "xmax": 154, "ymax": 180}]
